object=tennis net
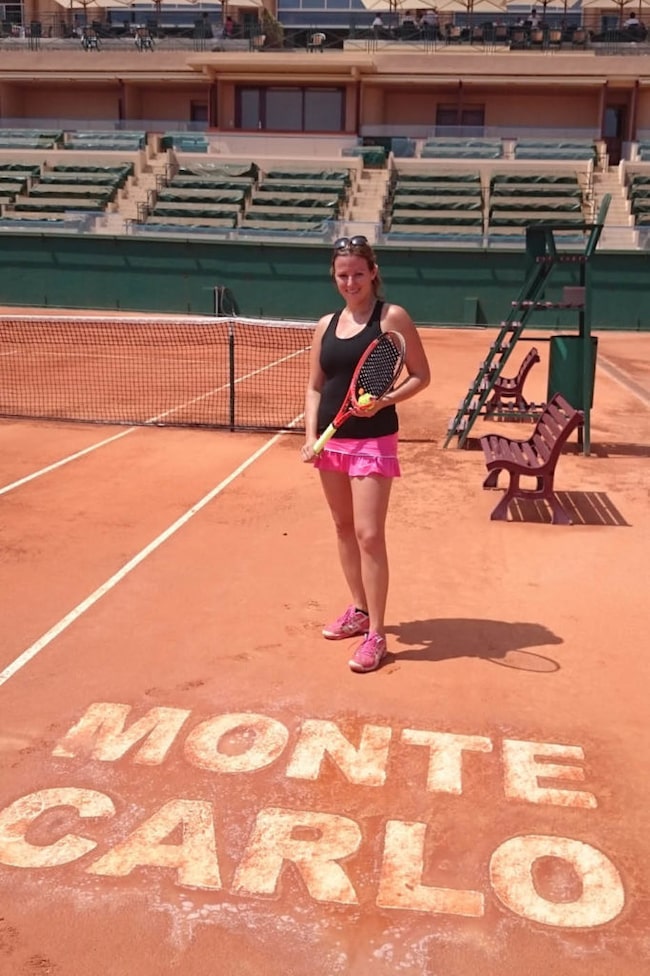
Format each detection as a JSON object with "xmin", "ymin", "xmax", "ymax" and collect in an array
[{"xmin": 0, "ymin": 313, "xmax": 315, "ymax": 432}]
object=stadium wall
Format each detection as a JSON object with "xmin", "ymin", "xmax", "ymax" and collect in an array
[{"xmin": 0, "ymin": 234, "xmax": 648, "ymax": 330}]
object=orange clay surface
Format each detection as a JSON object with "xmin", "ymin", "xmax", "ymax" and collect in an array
[{"xmin": 0, "ymin": 321, "xmax": 649, "ymax": 976}]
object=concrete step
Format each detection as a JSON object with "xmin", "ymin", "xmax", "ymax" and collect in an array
[
  {"xmin": 347, "ymin": 168, "xmax": 390, "ymax": 223},
  {"xmin": 592, "ymin": 169, "xmax": 633, "ymax": 234},
  {"xmin": 95, "ymin": 213, "xmax": 128, "ymax": 235},
  {"xmin": 599, "ymin": 226, "xmax": 638, "ymax": 248},
  {"xmin": 335, "ymin": 220, "xmax": 383, "ymax": 243}
]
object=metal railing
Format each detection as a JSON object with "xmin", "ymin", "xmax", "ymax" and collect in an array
[{"xmin": 0, "ymin": 216, "xmax": 645, "ymax": 251}]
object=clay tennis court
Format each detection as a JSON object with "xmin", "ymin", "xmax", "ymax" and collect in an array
[{"xmin": 0, "ymin": 316, "xmax": 649, "ymax": 976}]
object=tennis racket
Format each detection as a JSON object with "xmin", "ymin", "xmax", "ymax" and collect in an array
[{"xmin": 312, "ymin": 330, "xmax": 406, "ymax": 455}]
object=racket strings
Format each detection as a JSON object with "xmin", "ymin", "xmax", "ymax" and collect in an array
[{"xmin": 356, "ymin": 338, "xmax": 403, "ymax": 398}]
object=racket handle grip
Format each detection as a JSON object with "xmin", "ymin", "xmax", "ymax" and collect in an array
[{"xmin": 312, "ymin": 423, "xmax": 336, "ymax": 456}]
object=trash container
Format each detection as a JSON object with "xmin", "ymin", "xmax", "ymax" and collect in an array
[{"xmin": 547, "ymin": 335, "xmax": 598, "ymax": 410}]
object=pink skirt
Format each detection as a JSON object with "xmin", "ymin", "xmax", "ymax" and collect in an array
[{"xmin": 313, "ymin": 433, "xmax": 401, "ymax": 478}]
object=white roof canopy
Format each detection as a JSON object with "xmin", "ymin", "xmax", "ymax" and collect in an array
[{"xmin": 52, "ymin": 0, "xmax": 227, "ymax": 10}]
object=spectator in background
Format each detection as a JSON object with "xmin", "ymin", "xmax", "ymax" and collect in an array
[
  {"xmin": 222, "ymin": 15, "xmax": 235, "ymax": 38},
  {"xmin": 400, "ymin": 9, "xmax": 417, "ymax": 39},
  {"xmin": 624, "ymin": 11, "xmax": 646, "ymax": 39},
  {"xmin": 422, "ymin": 8, "xmax": 438, "ymax": 39},
  {"xmin": 371, "ymin": 13, "xmax": 384, "ymax": 37}
]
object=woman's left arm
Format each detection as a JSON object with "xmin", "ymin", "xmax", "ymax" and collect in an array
[{"xmin": 379, "ymin": 304, "xmax": 431, "ymax": 407}]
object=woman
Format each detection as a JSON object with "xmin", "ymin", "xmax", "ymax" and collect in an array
[{"xmin": 301, "ymin": 236, "xmax": 430, "ymax": 673}]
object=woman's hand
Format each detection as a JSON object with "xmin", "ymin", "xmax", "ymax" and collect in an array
[
  {"xmin": 301, "ymin": 441, "xmax": 317, "ymax": 463},
  {"xmin": 351, "ymin": 394, "xmax": 385, "ymax": 418}
]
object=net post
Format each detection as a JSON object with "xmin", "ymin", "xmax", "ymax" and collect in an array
[
  {"xmin": 214, "ymin": 286, "xmax": 237, "ymax": 431},
  {"xmin": 228, "ymin": 320, "xmax": 236, "ymax": 431}
]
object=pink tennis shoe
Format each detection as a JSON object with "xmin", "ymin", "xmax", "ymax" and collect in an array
[
  {"xmin": 348, "ymin": 632, "xmax": 387, "ymax": 673},
  {"xmin": 322, "ymin": 605, "xmax": 369, "ymax": 640}
]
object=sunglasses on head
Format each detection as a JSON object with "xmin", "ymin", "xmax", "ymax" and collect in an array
[{"xmin": 333, "ymin": 235, "xmax": 369, "ymax": 251}]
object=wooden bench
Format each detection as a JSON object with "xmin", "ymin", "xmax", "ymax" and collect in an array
[
  {"xmin": 480, "ymin": 393, "xmax": 583, "ymax": 524},
  {"xmin": 485, "ymin": 346, "xmax": 541, "ymax": 415}
]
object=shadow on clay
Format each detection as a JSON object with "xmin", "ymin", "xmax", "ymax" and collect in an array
[{"xmin": 384, "ymin": 618, "xmax": 562, "ymax": 673}]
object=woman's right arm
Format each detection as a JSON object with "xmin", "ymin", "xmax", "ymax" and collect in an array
[{"xmin": 301, "ymin": 317, "xmax": 328, "ymax": 461}]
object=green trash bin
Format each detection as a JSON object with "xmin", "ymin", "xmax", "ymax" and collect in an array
[{"xmin": 547, "ymin": 335, "xmax": 598, "ymax": 410}]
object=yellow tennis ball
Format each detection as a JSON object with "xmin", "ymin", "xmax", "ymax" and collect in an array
[{"xmin": 358, "ymin": 393, "xmax": 374, "ymax": 408}]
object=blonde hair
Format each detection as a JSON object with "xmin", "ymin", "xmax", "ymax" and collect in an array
[{"xmin": 330, "ymin": 238, "xmax": 385, "ymax": 300}]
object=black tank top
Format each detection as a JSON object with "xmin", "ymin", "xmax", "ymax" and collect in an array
[{"xmin": 317, "ymin": 300, "xmax": 399, "ymax": 440}]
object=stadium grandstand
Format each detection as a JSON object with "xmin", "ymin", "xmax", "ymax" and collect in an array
[{"xmin": 0, "ymin": 0, "xmax": 648, "ymax": 327}]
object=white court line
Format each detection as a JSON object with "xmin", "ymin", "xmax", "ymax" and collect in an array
[
  {"xmin": 0, "ymin": 425, "xmax": 297, "ymax": 688},
  {"xmin": 597, "ymin": 355, "xmax": 650, "ymax": 406},
  {"xmin": 0, "ymin": 428, "xmax": 136, "ymax": 497}
]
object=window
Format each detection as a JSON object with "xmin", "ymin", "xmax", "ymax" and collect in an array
[
  {"xmin": 603, "ymin": 106, "xmax": 625, "ymax": 140},
  {"xmin": 239, "ymin": 89, "xmax": 261, "ymax": 130},
  {"xmin": 190, "ymin": 102, "xmax": 208, "ymax": 124},
  {"xmin": 305, "ymin": 89, "xmax": 342, "ymax": 130},
  {"xmin": 266, "ymin": 88, "xmax": 303, "ymax": 131},
  {"xmin": 435, "ymin": 104, "xmax": 485, "ymax": 137},
  {"xmin": 235, "ymin": 86, "xmax": 344, "ymax": 131}
]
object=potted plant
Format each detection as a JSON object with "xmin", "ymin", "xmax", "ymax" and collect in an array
[{"xmin": 259, "ymin": 9, "xmax": 284, "ymax": 48}]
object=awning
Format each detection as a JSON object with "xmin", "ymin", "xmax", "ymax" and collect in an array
[
  {"xmin": 361, "ymin": 74, "xmax": 608, "ymax": 86},
  {"xmin": 51, "ymin": 0, "xmax": 225, "ymax": 10},
  {"xmin": 51, "ymin": 0, "xmax": 129, "ymax": 8}
]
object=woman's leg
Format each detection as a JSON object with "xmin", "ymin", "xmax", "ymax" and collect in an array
[
  {"xmin": 319, "ymin": 469, "xmax": 367, "ymax": 611},
  {"xmin": 350, "ymin": 474, "xmax": 393, "ymax": 636}
]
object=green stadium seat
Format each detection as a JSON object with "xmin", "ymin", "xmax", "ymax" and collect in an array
[
  {"xmin": 238, "ymin": 220, "xmax": 332, "ymax": 238},
  {"xmin": 66, "ymin": 130, "xmax": 146, "ymax": 150},
  {"xmin": 176, "ymin": 162, "xmax": 258, "ymax": 179},
  {"xmin": 490, "ymin": 199, "xmax": 582, "ymax": 213},
  {"xmin": 626, "ymin": 173, "xmax": 650, "ymax": 226},
  {"xmin": 487, "ymin": 171, "xmax": 587, "ymax": 234},
  {"xmin": 391, "ymin": 214, "xmax": 483, "ymax": 228},
  {"xmin": 513, "ymin": 140, "xmax": 596, "ymax": 161},
  {"xmin": 385, "ymin": 170, "xmax": 484, "ymax": 238},
  {"xmin": 244, "ymin": 207, "xmax": 333, "ymax": 222},
  {"xmin": 145, "ymin": 215, "xmax": 236, "ymax": 229},
  {"xmin": 341, "ymin": 146, "xmax": 386, "ymax": 167},
  {"xmin": 160, "ymin": 132, "xmax": 209, "ymax": 153},
  {"xmin": 250, "ymin": 191, "xmax": 341, "ymax": 208},
  {"xmin": 169, "ymin": 177, "xmax": 253, "ymax": 193},
  {"xmin": 0, "ymin": 216, "xmax": 87, "ymax": 232},
  {"xmin": 263, "ymin": 168, "xmax": 350, "ymax": 183},
  {"xmin": 392, "ymin": 196, "xmax": 482, "ymax": 211},
  {"xmin": 394, "ymin": 183, "xmax": 480, "ymax": 198},
  {"xmin": 27, "ymin": 185, "xmax": 114, "ymax": 202},
  {"xmin": 241, "ymin": 169, "xmax": 348, "ymax": 229},
  {"xmin": 391, "ymin": 138, "xmax": 417, "ymax": 158},
  {"xmin": 157, "ymin": 188, "xmax": 247, "ymax": 205},
  {"xmin": 421, "ymin": 139, "xmax": 503, "ymax": 159},
  {"xmin": 12, "ymin": 199, "xmax": 105, "ymax": 213},
  {"xmin": 152, "ymin": 202, "xmax": 242, "ymax": 219},
  {"xmin": 385, "ymin": 230, "xmax": 483, "ymax": 245}
]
